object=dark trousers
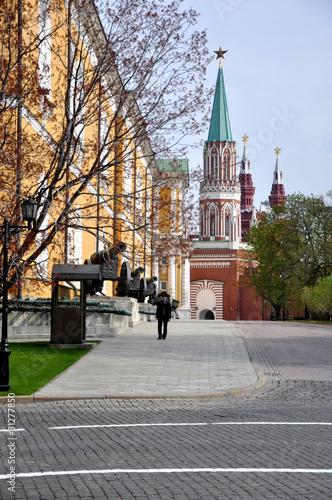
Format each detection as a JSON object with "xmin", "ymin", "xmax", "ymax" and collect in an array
[{"xmin": 158, "ymin": 318, "xmax": 168, "ymax": 338}]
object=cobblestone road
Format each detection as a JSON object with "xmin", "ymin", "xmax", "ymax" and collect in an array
[
  {"xmin": 238, "ymin": 321, "xmax": 332, "ymax": 382},
  {"xmin": 1, "ymin": 321, "xmax": 332, "ymax": 500}
]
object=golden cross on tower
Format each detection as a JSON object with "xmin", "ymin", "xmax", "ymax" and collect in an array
[
  {"xmin": 242, "ymin": 134, "xmax": 249, "ymax": 147},
  {"xmin": 274, "ymin": 146, "xmax": 281, "ymax": 159},
  {"xmin": 214, "ymin": 46, "xmax": 228, "ymax": 68}
]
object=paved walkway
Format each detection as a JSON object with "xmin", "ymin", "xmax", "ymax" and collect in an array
[{"xmin": 33, "ymin": 320, "xmax": 263, "ymax": 400}]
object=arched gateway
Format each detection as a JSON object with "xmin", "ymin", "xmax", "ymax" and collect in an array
[{"xmin": 190, "ymin": 280, "xmax": 223, "ymax": 320}]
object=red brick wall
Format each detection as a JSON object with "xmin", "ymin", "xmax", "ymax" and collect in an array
[{"xmin": 238, "ymin": 277, "xmax": 263, "ymax": 320}]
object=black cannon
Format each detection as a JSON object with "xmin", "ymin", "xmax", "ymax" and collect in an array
[
  {"xmin": 117, "ymin": 265, "xmax": 144, "ymax": 299},
  {"xmin": 130, "ymin": 274, "xmax": 158, "ymax": 304},
  {"xmin": 115, "ymin": 264, "xmax": 158, "ymax": 303},
  {"xmin": 146, "ymin": 276, "xmax": 158, "ymax": 304},
  {"xmin": 129, "ymin": 266, "xmax": 145, "ymax": 298},
  {"xmin": 84, "ymin": 241, "xmax": 126, "ymax": 295},
  {"xmin": 114, "ymin": 261, "xmax": 132, "ymax": 297},
  {"xmin": 84, "ymin": 244, "xmax": 157, "ymax": 304}
]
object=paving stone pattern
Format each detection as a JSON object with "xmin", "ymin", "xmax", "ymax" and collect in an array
[
  {"xmin": 34, "ymin": 321, "xmax": 259, "ymax": 399},
  {"xmin": 0, "ymin": 320, "xmax": 332, "ymax": 499},
  {"xmin": 1, "ymin": 383, "xmax": 332, "ymax": 500},
  {"xmin": 238, "ymin": 321, "xmax": 332, "ymax": 382}
]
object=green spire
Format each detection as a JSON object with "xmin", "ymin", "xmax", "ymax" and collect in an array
[{"xmin": 207, "ymin": 66, "xmax": 233, "ymax": 142}]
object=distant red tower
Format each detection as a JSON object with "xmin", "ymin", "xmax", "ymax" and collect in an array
[
  {"xmin": 269, "ymin": 147, "xmax": 286, "ymax": 207},
  {"xmin": 239, "ymin": 134, "xmax": 255, "ymax": 239},
  {"xmin": 190, "ymin": 47, "xmax": 244, "ymax": 322},
  {"xmin": 189, "ymin": 46, "xmax": 273, "ymax": 321}
]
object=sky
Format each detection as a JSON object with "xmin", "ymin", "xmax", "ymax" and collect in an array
[{"xmin": 180, "ymin": 0, "xmax": 332, "ymax": 207}]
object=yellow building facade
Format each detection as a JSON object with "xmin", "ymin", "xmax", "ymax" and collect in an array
[
  {"xmin": 153, "ymin": 160, "xmax": 191, "ymax": 318},
  {"xmin": 0, "ymin": 0, "xmax": 191, "ymax": 314}
]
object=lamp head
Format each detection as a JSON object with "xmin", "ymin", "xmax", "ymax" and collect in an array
[{"xmin": 22, "ymin": 198, "xmax": 38, "ymax": 229}]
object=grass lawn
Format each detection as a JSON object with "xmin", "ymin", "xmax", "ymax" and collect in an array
[{"xmin": 0, "ymin": 342, "xmax": 95, "ymax": 396}]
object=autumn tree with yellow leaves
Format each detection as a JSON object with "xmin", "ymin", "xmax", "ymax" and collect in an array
[{"xmin": 0, "ymin": 0, "xmax": 211, "ymax": 295}]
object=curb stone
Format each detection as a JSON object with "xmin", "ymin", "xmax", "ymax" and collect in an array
[{"xmin": 0, "ymin": 375, "xmax": 266, "ymax": 404}]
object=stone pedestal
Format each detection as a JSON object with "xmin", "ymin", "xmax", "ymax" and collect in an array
[
  {"xmin": 106, "ymin": 297, "xmax": 140, "ymax": 326},
  {"xmin": 2, "ymin": 296, "xmax": 141, "ymax": 340},
  {"xmin": 139, "ymin": 303, "xmax": 156, "ymax": 322}
]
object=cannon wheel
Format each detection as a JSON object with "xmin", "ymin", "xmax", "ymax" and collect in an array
[
  {"xmin": 138, "ymin": 277, "xmax": 147, "ymax": 303},
  {"xmin": 116, "ymin": 261, "xmax": 131, "ymax": 296}
]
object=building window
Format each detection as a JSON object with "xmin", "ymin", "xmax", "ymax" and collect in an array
[
  {"xmin": 136, "ymin": 169, "xmax": 143, "ymax": 211},
  {"xmin": 160, "ymin": 281, "xmax": 167, "ymax": 290},
  {"xmin": 100, "ymin": 109, "xmax": 108, "ymax": 193},
  {"xmin": 124, "ymin": 140, "xmax": 132, "ymax": 197},
  {"xmin": 225, "ymin": 216, "xmax": 229, "ymax": 236},
  {"xmin": 74, "ymin": 207, "xmax": 82, "ymax": 264},
  {"xmin": 211, "ymin": 215, "xmax": 215, "ymax": 236},
  {"xmin": 161, "ymin": 256, "xmax": 167, "ymax": 265},
  {"xmin": 211, "ymin": 154, "xmax": 217, "ymax": 177},
  {"xmin": 74, "ymin": 62, "xmax": 85, "ymax": 143},
  {"xmin": 225, "ymin": 153, "xmax": 230, "ymax": 180},
  {"xmin": 38, "ymin": 0, "xmax": 52, "ymax": 113}
]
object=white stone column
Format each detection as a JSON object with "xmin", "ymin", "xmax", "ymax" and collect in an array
[
  {"xmin": 181, "ymin": 257, "xmax": 190, "ymax": 307},
  {"xmin": 168, "ymin": 255, "xmax": 176, "ymax": 299},
  {"xmin": 152, "ymin": 258, "xmax": 159, "ymax": 279},
  {"xmin": 178, "ymin": 256, "xmax": 191, "ymax": 319},
  {"xmin": 152, "ymin": 258, "xmax": 159, "ymax": 295},
  {"xmin": 229, "ymin": 200, "xmax": 239, "ymax": 249}
]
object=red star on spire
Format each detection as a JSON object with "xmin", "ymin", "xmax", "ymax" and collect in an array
[{"xmin": 214, "ymin": 46, "xmax": 228, "ymax": 61}]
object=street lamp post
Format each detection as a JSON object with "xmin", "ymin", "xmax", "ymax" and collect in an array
[
  {"xmin": 0, "ymin": 199, "xmax": 38, "ymax": 391},
  {"xmin": 0, "ymin": 219, "xmax": 10, "ymax": 391}
]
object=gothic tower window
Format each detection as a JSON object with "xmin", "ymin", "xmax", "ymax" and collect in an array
[
  {"xmin": 211, "ymin": 153, "xmax": 217, "ymax": 178},
  {"xmin": 225, "ymin": 215, "xmax": 229, "ymax": 236},
  {"xmin": 225, "ymin": 153, "xmax": 230, "ymax": 180},
  {"xmin": 204, "ymin": 156, "xmax": 207, "ymax": 177},
  {"xmin": 211, "ymin": 215, "xmax": 215, "ymax": 236}
]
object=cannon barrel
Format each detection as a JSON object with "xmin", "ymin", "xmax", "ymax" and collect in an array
[
  {"xmin": 146, "ymin": 276, "xmax": 158, "ymax": 284},
  {"xmin": 89, "ymin": 241, "xmax": 126, "ymax": 265},
  {"xmin": 131, "ymin": 266, "xmax": 144, "ymax": 277}
]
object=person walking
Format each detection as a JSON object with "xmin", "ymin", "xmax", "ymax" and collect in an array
[{"xmin": 156, "ymin": 292, "xmax": 172, "ymax": 339}]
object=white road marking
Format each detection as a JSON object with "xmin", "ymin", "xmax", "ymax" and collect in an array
[
  {"xmin": 49, "ymin": 422, "xmax": 332, "ymax": 430},
  {"xmin": 50, "ymin": 422, "xmax": 209, "ymax": 429},
  {"xmin": 212, "ymin": 422, "xmax": 332, "ymax": 426},
  {"xmin": 1, "ymin": 468, "xmax": 332, "ymax": 480},
  {"xmin": 1, "ymin": 422, "xmax": 330, "ymax": 482},
  {"xmin": 0, "ymin": 428, "xmax": 25, "ymax": 432}
]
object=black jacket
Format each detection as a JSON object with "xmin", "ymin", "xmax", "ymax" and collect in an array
[{"xmin": 156, "ymin": 300, "xmax": 172, "ymax": 320}]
